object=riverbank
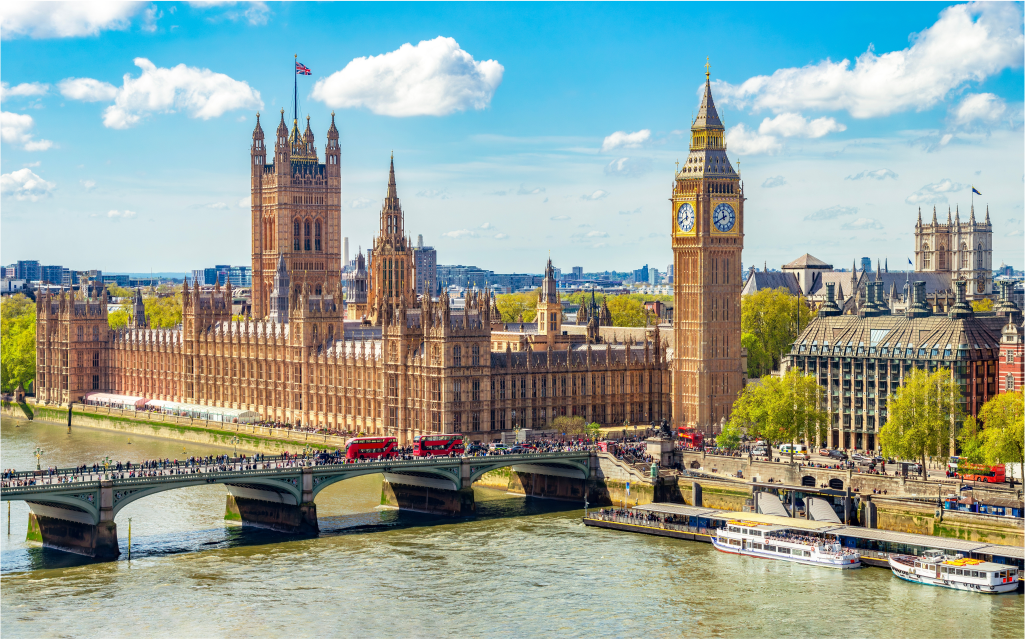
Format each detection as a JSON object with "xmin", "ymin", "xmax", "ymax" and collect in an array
[{"xmin": 4, "ymin": 405, "xmax": 336, "ymax": 455}]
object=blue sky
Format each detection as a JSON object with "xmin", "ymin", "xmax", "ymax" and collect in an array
[{"xmin": 2, "ymin": 1, "xmax": 1023, "ymax": 274}]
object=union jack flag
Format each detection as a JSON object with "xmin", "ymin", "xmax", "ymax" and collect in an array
[{"xmin": 296, "ymin": 62, "xmax": 311, "ymax": 75}]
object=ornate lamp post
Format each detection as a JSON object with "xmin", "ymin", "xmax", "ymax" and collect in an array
[
  {"xmin": 34, "ymin": 447, "xmax": 43, "ymax": 471},
  {"xmin": 231, "ymin": 436, "xmax": 240, "ymax": 458},
  {"xmin": 102, "ymin": 455, "xmax": 112, "ymax": 480}
]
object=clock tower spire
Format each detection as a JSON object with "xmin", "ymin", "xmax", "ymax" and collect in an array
[{"xmin": 670, "ymin": 67, "xmax": 744, "ymax": 436}]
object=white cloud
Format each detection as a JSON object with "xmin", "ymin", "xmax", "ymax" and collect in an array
[
  {"xmin": 494, "ymin": 232, "xmax": 508, "ymax": 240},
  {"xmin": 237, "ymin": 196, "xmax": 249, "ymax": 208},
  {"xmin": 725, "ymin": 123, "xmax": 782, "ymax": 155},
  {"xmin": 23, "ymin": 161, "xmax": 40, "ymax": 167},
  {"xmin": 758, "ymin": 113, "xmax": 846, "ymax": 138},
  {"xmin": 585, "ymin": 231, "xmax": 609, "ymax": 238},
  {"xmin": 0, "ymin": 82, "xmax": 49, "ymax": 100},
  {"xmin": 713, "ymin": 2, "xmax": 1024, "ymax": 118},
  {"xmin": 416, "ymin": 188, "xmax": 451, "ymax": 199},
  {"xmin": 600, "ymin": 129, "xmax": 650, "ymax": 152},
  {"xmin": 581, "ymin": 190, "xmax": 609, "ymax": 201},
  {"xmin": 1, "ymin": 111, "xmax": 54, "ymax": 151},
  {"xmin": 208, "ymin": 202, "xmax": 229, "ymax": 210},
  {"xmin": 604, "ymin": 157, "xmax": 652, "ymax": 177},
  {"xmin": 311, "ymin": 36, "xmax": 504, "ymax": 117},
  {"xmin": 58, "ymin": 77, "xmax": 119, "ymax": 102},
  {"xmin": 442, "ymin": 229, "xmax": 478, "ymax": 239},
  {"xmin": 951, "ymin": 92, "xmax": 1016, "ymax": 129},
  {"xmin": 846, "ymin": 168, "xmax": 898, "ymax": 181},
  {"xmin": 480, "ymin": 222, "xmax": 493, "ymax": 230},
  {"xmin": 805, "ymin": 205, "xmax": 858, "ymax": 221},
  {"xmin": 550, "ymin": 215, "xmax": 571, "ymax": 221},
  {"xmin": 1, "ymin": 168, "xmax": 56, "ymax": 201},
  {"xmin": 81, "ymin": 179, "xmax": 97, "ymax": 190},
  {"xmin": 349, "ymin": 197, "xmax": 376, "ymax": 209},
  {"xmin": 762, "ymin": 176, "xmax": 787, "ymax": 188},
  {"xmin": 140, "ymin": 4, "xmax": 161, "ymax": 32},
  {"xmin": 905, "ymin": 179, "xmax": 966, "ymax": 205},
  {"xmin": 62, "ymin": 58, "xmax": 262, "ymax": 129},
  {"xmin": 1, "ymin": 2, "xmax": 143, "ymax": 39},
  {"xmin": 188, "ymin": 1, "xmax": 271, "ymax": 26},
  {"xmin": 516, "ymin": 184, "xmax": 545, "ymax": 195},
  {"xmin": 841, "ymin": 217, "xmax": 884, "ymax": 230},
  {"xmin": 107, "ymin": 210, "xmax": 138, "ymax": 219}
]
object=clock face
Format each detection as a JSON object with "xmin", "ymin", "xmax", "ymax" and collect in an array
[
  {"xmin": 713, "ymin": 203, "xmax": 736, "ymax": 232},
  {"xmin": 677, "ymin": 202, "xmax": 695, "ymax": 232}
]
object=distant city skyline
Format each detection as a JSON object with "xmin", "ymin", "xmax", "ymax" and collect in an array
[{"xmin": 2, "ymin": 2, "xmax": 1022, "ymax": 273}]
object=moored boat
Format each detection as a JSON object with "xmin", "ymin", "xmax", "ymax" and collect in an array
[
  {"xmin": 711, "ymin": 519, "xmax": 861, "ymax": 569},
  {"xmin": 888, "ymin": 551, "xmax": 1020, "ymax": 594}
]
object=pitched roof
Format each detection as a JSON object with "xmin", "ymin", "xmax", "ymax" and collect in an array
[
  {"xmin": 783, "ymin": 253, "xmax": 832, "ymax": 269},
  {"xmin": 742, "ymin": 271, "xmax": 802, "ymax": 296}
]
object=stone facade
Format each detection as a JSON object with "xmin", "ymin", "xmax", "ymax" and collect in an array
[{"xmin": 914, "ymin": 204, "xmax": 992, "ymax": 298}]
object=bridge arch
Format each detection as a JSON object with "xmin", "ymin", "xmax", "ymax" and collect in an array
[
  {"xmin": 26, "ymin": 495, "xmax": 101, "ymax": 525},
  {"xmin": 111, "ymin": 476, "xmax": 303, "ymax": 519},
  {"xmin": 309, "ymin": 465, "xmax": 461, "ymax": 500},
  {"xmin": 466, "ymin": 458, "xmax": 589, "ymax": 486}
]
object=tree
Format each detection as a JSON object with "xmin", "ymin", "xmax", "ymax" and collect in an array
[
  {"xmin": 606, "ymin": 295, "xmax": 647, "ymax": 327},
  {"xmin": 716, "ymin": 421, "xmax": 743, "ymax": 451},
  {"xmin": 741, "ymin": 287, "xmax": 814, "ymax": 378},
  {"xmin": 728, "ymin": 368, "xmax": 828, "ymax": 462},
  {"xmin": 879, "ymin": 367, "xmax": 962, "ymax": 477},
  {"xmin": 552, "ymin": 415, "xmax": 586, "ymax": 435},
  {"xmin": 1, "ymin": 294, "xmax": 36, "ymax": 393},
  {"xmin": 106, "ymin": 285, "xmax": 133, "ymax": 299},
  {"xmin": 144, "ymin": 293, "xmax": 183, "ymax": 328},
  {"xmin": 496, "ymin": 290, "xmax": 538, "ymax": 323},
  {"xmin": 976, "ymin": 391, "xmax": 1024, "ymax": 483},
  {"xmin": 971, "ymin": 298, "xmax": 994, "ymax": 313}
]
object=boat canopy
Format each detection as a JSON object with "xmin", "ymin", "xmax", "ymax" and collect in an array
[
  {"xmin": 81, "ymin": 392, "xmax": 147, "ymax": 410},
  {"xmin": 142, "ymin": 399, "xmax": 261, "ymax": 424}
]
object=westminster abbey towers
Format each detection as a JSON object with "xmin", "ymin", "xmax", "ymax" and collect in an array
[{"xmin": 671, "ymin": 71, "xmax": 744, "ymax": 434}]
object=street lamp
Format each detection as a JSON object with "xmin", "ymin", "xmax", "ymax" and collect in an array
[
  {"xmin": 102, "ymin": 455, "xmax": 112, "ymax": 480},
  {"xmin": 231, "ymin": 436, "xmax": 240, "ymax": 458},
  {"xmin": 34, "ymin": 447, "xmax": 43, "ymax": 471}
]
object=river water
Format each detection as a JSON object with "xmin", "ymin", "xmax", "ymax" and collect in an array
[{"xmin": 1, "ymin": 416, "xmax": 1021, "ymax": 638}]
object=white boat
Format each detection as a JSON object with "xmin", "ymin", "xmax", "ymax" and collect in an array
[
  {"xmin": 711, "ymin": 519, "xmax": 861, "ymax": 569},
  {"xmin": 888, "ymin": 551, "xmax": 1020, "ymax": 594}
]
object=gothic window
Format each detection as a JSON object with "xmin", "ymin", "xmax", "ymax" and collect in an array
[
  {"xmin": 453, "ymin": 345, "xmax": 462, "ymax": 366},
  {"xmin": 472, "ymin": 379, "xmax": 480, "ymax": 401},
  {"xmin": 77, "ymin": 326, "xmax": 83, "ymax": 341},
  {"xmin": 293, "ymin": 219, "xmax": 301, "ymax": 251},
  {"xmin": 922, "ymin": 243, "xmax": 931, "ymax": 269},
  {"xmin": 938, "ymin": 245, "xmax": 946, "ymax": 270},
  {"xmin": 304, "ymin": 221, "xmax": 311, "ymax": 251},
  {"xmin": 977, "ymin": 244, "xmax": 983, "ymax": 268},
  {"xmin": 92, "ymin": 352, "xmax": 99, "ymax": 367},
  {"xmin": 471, "ymin": 345, "xmax": 480, "ymax": 366},
  {"xmin": 960, "ymin": 242, "xmax": 968, "ymax": 269},
  {"xmin": 92, "ymin": 326, "xmax": 99, "ymax": 341},
  {"xmin": 453, "ymin": 380, "xmax": 462, "ymax": 403},
  {"xmin": 314, "ymin": 220, "xmax": 322, "ymax": 252}
]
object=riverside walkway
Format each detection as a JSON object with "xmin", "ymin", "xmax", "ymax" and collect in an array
[{"xmin": 2, "ymin": 450, "xmax": 596, "ymax": 559}]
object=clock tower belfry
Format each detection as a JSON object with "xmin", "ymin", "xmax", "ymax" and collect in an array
[{"xmin": 671, "ymin": 68, "xmax": 744, "ymax": 435}]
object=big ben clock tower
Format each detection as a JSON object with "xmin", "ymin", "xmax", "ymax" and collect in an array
[{"xmin": 671, "ymin": 66, "xmax": 744, "ymax": 435}]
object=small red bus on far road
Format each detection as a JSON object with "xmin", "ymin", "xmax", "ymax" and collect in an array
[
  {"xmin": 345, "ymin": 436, "xmax": 398, "ymax": 460},
  {"xmin": 956, "ymin": 463, "xmax": 1006, "ymax": 484},
  {"xmin": 412, "ymin": 434, "xmax": 465, "ymax": 457}
]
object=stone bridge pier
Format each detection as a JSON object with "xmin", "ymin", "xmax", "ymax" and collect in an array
[
  {"xmin": 26, "ymin": 480, "xmax": 119, "ymax": 559},
  {"xmin": 224, "ymin": 467, "xmax": 319, "ymax": 534}
]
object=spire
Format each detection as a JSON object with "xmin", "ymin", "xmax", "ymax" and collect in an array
[
  {"xmin": 875, "ymin": 259, "xmax": 881, "ymax": 281},
  {"xmin": 916, "ymin": 207, "xmax": 922, "ymax": 226},
  {"xmin": 955, "ymin": 206, "xmax": 960, "ymax": 223},
  {"xmin": 693, "ymin": 64, "xmax": 723, "ymax": 130},
  {"xmin": 969, "ymin": 204, "xmax": 976, "ymax": 223},
  {"xmin": 932, "ymin": 206, "xmax": 937, "ymax": 224},
  {"xmin": 387, "ymin": 153, "xmax": 397, "ymax": 199},
  {"xmin": 946, "ymin": 207, "xmax": 952, "ymax": 224},
  {"xmin": 985, "ymin": 205, "xmax": 990, "ymax": 225},
  {"xmin": 884, "ymin": 258, "xmax": 888, "ymax": 273},
  {"xmin": 328, "ymin": 111, "xmax": 338, "ymax": 136}
]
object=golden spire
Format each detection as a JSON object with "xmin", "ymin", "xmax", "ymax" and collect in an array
[{"xmin": 705, "ymin": 56, "xmax": 711, "ymax": 81}]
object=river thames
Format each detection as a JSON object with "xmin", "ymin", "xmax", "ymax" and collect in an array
[{"xmin": 2, "ymin": 417, "xmax": 1022, "ymax": 638}]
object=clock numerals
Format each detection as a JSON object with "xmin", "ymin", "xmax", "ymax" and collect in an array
[
  {"xmin": 677, "ymin": 202, "xmax": 695, "ymax": 233},
  {"xmin": 713, "ymin": 203, "xmax": 736, "ymax": 232}
]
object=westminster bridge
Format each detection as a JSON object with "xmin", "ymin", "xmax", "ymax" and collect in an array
[{"xmin": 1, "ymin": 451, "xmax": 598, "ymax": 559}]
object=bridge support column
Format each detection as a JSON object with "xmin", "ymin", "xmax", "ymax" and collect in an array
[
  {"xmin": 223, "ymin": 472, "xmax": 319, "ymax": 535},
  {"xmin": 381, "ymin": 475, "xmax": 475, "ymax": 517},
  {"xmin": 508, "ymin": 471, "xmax": 587, "ymax": 501},
  {"xmin": 24, "ymin": 480, "xmax": 119, "ymax": 559}
]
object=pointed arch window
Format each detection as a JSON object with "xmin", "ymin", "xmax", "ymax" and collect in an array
[
  {"xmin": 314, "ymin": 219, "xmax": 322, "ymax": 251},
  {"xmin": 938, "ymin": 244, "xmax": 946, "ymax": 270},
  {"xmin": 304, "ymin": 220, "xmax": 311, "ymax": 251},
  {"xmin": 293, "ymin": 219, "xmax": 301, "ymax": 251},
  {"xmin": 922, "ymin": 243, "xmax": 931, "ymax": 269},
  {"xmin": 977, "ymin": 244, "xmax": 983, "ymax": 268},
  {"xmin": 960, "ymin": 242, "xmax": 968, "ymax": 269}
]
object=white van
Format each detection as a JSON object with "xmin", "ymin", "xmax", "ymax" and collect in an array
[{"xmin": 779, "ymin": 444, "xmax": 809, "ymax": 456}]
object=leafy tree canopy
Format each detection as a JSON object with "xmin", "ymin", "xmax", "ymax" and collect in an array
[
  {"xmin": 728, "ymin": 368, "xmax": 827, "ymax": 461},
  {"xmin": 1, "ymin": 294, "xmax": 36, "ymax": 393},
  {"xmin": 741, "ymin": 287, "xmax": 813, "ymax": 379},
  {"xmin": 879, "ymin": 367, "xmax": 962, "ymax": 474}
]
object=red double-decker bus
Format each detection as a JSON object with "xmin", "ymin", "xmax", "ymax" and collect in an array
[
  {"xmin": 678, "ymin": 427, "xmax": 704, "ymax": 449},
  {"xmin": 344, "ymin": 436, "xmax": 398, "ymax": 460},
  {"xmin": 956, "ymin": 463, "xmax": 1006, "ymax": 484},
  {"xmin": 412, "ymin": 434, "xmax": 465, "ymax": 457}
]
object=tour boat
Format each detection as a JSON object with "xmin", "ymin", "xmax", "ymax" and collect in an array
[
  {"xmin": 888, "ymin": 551, "xmax": 1020, "ymax": 594},
  {"xmin": 712, "ymin": 519, "xmax": 861, "ymax": 569}
]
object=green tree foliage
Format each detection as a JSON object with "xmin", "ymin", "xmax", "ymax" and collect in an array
[
  {"xmin": 716, "ymin": 421, "xmax": 743, "ymax": 451},
  {"xmin": 971, "ymin": 298, "xmax": 994, "ymax": 313},
  {"xmin": 496, "ymin": 290, "xmax": 538, "ymax": 323},
  {"xmin": 605, "ymin": 295, "xmax": 647, "ymax": 327},
  {"xmin": 879, "ymin": 367, "xmax": 962, "ymax": 475},
  {"xmin": 741, "ymin": 287, "xmax": 814, "ymax": 379},
  {"xmin": 106, "ymin": 285, "xmax": 133, "ymax": 299},
  {"xmin": 956, "ymin": 416, "xmax": 986, "ymax": 467},
  {"xmin": 144, "ymin": 294, "xmax": 183, "ymax": 328},
  {"xmin": 108, "ymin": 307, "xmax": 131, "ymax": 330},
  {"xmin": 728, "ymin": 368, "xmax": 828, "ymax": 462},
  {"xmin": 975, "ymin": 391, "xmax": 1024, "ymax": 482},
  {"xmin": 1, "ymin": 294, "xmax": 36, "ymax": 392}
]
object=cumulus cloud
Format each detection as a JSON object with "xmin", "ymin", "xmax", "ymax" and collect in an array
[
  {"xmin": 349, "ymin": 197, "xmax": 376, "ymax": 209},
  {"xmin": 600, "ymin": 129, "xmax": 651, "ymax": 152},
  {"xmin": 188, "ymin": 1, "xmax": 271, "ymax": 26},
  {"xmin": 805, "ymin": 205, "xmax": 858, "ymax": 221},
  {"xmin": 61, "ymin": 58, "xmax": 262, "ymax": 129},
  {"xmin": 604, "ymin": 157, "xmax": 652, "ymax": 177},
  {"xmin": 951, "ymin": 92, "xmax": 1020, "ymax": 129},
  {"xmin": 550, "ymin": 215, "xmax": 571, "ymax": 221},
  {"xmin": 140, "ymin": 4, "xmax": 161, "ymax": 31},
  {"xmin": 841, "ymin": 217, "xmax": 884, "ymax": 230},
  {"xmin": 1, "ymin": 112, "xmax": 54, "ymax": 150},
  {"xmin": 762, "ymin": 176, "xmax": 787, "ymax": 188},
  {"xmin": 81, "ymin": 179, "xmax": 97, "ymax": 190},
  {"xmin": 442, "ymin": 229, "xmax": 478, "ymax": 239},
  {"xmin": 107, "ymin": 209, "xmax": 137, "ymax": 219},
  {"xmin": 416, "ymin": 188, "xmax": 451, "ymax": 199},
  {"xmin": 58, "ymin": 77, "xmax": 119, "ymax": 102},
  {"xmin": 0, "ymin": 82, "xmax": 49, "ymax": 100},
  {"xmin": 480, "ymin": 222, "xmax": 494, "ymax": 230},
  {"xmin": 1, "ymin": 168, "xmax": 56, "ymax": 200},
  {"xmin": 758, "ymin": 113, "xmax": 846, "ymax": 138},
  {"xmin": 1, "ymin": 2, "xmax": 143, "ymax": 39},
  {"xmin": 493, "ymin": 232, "xmax": 508, "ymax": 240},
  {"xmin": 581, "ymin": 190, "xmax": 609, "ymax": 201},
  {"xmin": 712, "ymin": 3, "xmax": 1024, "ymax": 119},
  {"xmin": 516, "ymin": 184, "xmax": 545, "ymax": 195},
  {"xmin": 905, "ymin": 179, "xmax": 966, "ymax": 205},
  {"xmin": 312, "ymin": 36, "xmax": 503, "ymax": 117},
  {"xmin": 725, "ymin": 123, "xmax": 782, "ymax": 155},
  {"xmin": 585, "ymin": 231, "xmax": 609, "ymax": 238},
  {"xmin": 846, "ymin": 168, "xmax": 898, "ymax": 181},
  {"xmin": 237, "ymin": 196, "xmax": 249, "ymax": 208}
]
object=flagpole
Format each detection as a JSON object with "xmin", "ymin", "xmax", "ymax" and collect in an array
[{"xmin": 294, "ymin": 54, "xmax": 298, "ymax": 124}]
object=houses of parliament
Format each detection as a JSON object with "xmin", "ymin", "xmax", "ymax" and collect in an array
[{"xmin": 32, "ymin": 83, "xmax": 757, "ymax": 440}]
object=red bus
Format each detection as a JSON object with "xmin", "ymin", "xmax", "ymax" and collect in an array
[
  {"xmin": 345, "ymin": 436, "xmax": 398, "ymax": 460},
  {"xmin": 957, "ymin": 463, "xmax": 1006, "ymax": 483},
  {"xmin": 678, "ymin": 427, "xmax": 704, "ymax": 449},
  {"xmin": 412, "ymin": 434, "xmax": 465, "ymax": 457}
]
